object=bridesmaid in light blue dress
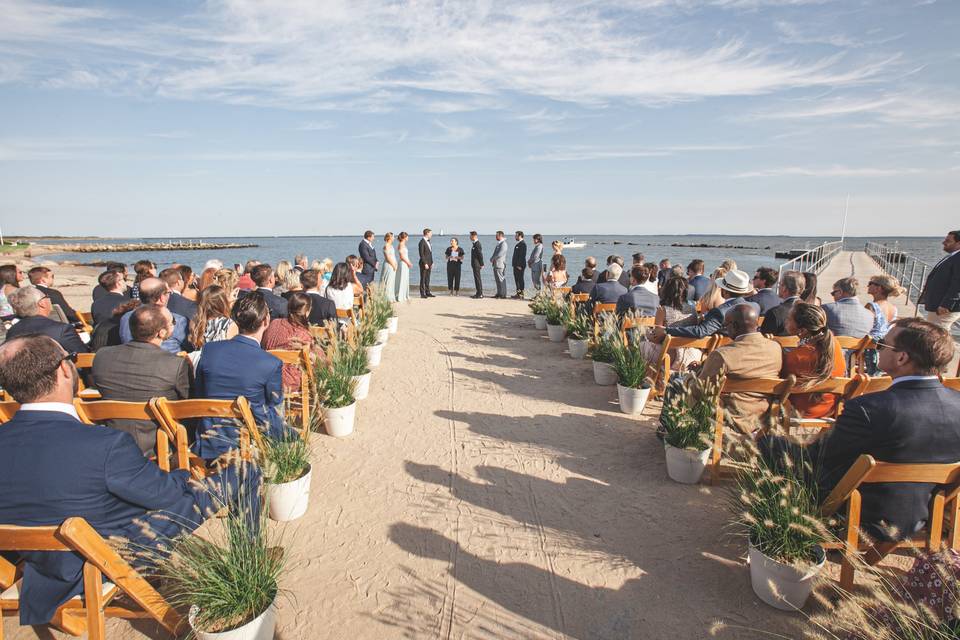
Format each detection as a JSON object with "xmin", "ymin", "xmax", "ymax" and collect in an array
[
  {"xmin": 395, "ymin": 231, "xmax": 411, "ymax": 303},
  {"xmin": 380, "ymin": 232, "xmax": 398, "ymax": 302}
]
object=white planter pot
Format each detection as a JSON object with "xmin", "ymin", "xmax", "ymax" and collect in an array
[
  {"xmin": 365, "ymin": 343, "xmax": 384, "ymax": 368},
  {"xmin": 592, "ymin": 361, "xmax": 617, "ymax": 385},
  {"xmin": 387, "ymin": 316, "xmax": 399, "ymax": 334},
  {"xmin": 617, "ymin": 384, "xmax": 652, "ymax": 415},
  {"xmin": 568, "ymin": 338, "xmax": 589, "ymax": 359},
  {"xmin": 267, "ymin": 465, "xmax": 311, "ymax": 522},
  {"xmin": 533, "ymin": 314, "xmax": 547, "ymax": 330},
  {"xmin": 546, "ymin": 323, "xmax": 566, "ymax": 342},
  {"xmin": 376, "ymin": 328, "xmax": 390, "ymax": 344},
  {"xmin": 352, "ymin": 372, "xmax": 371, "ymax": 400},
  {"xmin": 189, "ymin": 600, "xmax": 277, "ymax": 640},
  {"xmin": 663, "ymin": 443, "xmax": 711, "ymax": 484},
  {"xmin": 748, "ymin": 543, "xmax": 825, "ymax": 611},
  {"xmin": 324, "ymin": 402, "xmax": 356, "ymax": 437}
]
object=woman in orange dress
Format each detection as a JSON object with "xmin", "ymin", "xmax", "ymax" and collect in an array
[{"xmin": 782, "ymin": 302, "xmax": 846, "ymax": 418}]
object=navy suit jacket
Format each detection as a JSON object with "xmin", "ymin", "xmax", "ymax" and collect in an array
[
  {"xmin": 237, "ymin": 287, "xmax": 288, "ymax": 320},
  {"xmin": 5, "ymin": 315, "xmax": 89, "ymax": 353},
  {"xmin": 616, "ymin": 287, "xmax": 659, "ymax": 317},
  {"xmin": 589, "ymin": 281, "xmax": 628, "ymax": 305},
  {"xmin": 512, "ymin": 241, "xmax": 527, "ymax": 270},
  {"xmin": 306, "ymin": 292, "xmax": 338, "ymax": 325},
  {"xmin": 571, "ymin": 278, "xmax": 595, "ymax": 295},
  {"xmin": 920, "ymin": 251, "xmax": 960, "ymax": 312},
  {"xmin": 194, "ymin": 335, "xmax": 284, "ymax": 459},
  {"xmin": 746, "ymin": 288, "xmax": 782, "ymax": 315},
  {"xmin": 166, "ymin": 291, "xmax": 198, "ymax": 321},
  {"xmin": 666, "ymin": 297, "xmax": 759, "ymax": 339},
  {"xmin": 359, "ymin": 240, "xmax": 377, "ymax": 285},
  {"xmin": 91, "ymin": 291, "xmax": 128, "ymax": 326},
  {"xmin": 688, "ymin": 274, "xmax": 710, "ymax": 302},
  {"xmin": 0, "ymin": 410, "xmax": 204, "ymax": 624},
  {"xmin": 759, "ymin": 297, "xmax": 799, "ymax": 336}
]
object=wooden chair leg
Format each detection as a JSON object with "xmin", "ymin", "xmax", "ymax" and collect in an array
[
  {"xmin": 950, "ymin": 499, "xmax": 960, "ymax": 550},
  {"xmin": 176, "ymin": 424, "xmax": 190, "ymax": 471},
  {"xmin": 929, "ymin": 493, "xmax": 945, "ymax": 552},
  {"xmin": 840, "ymin": 491, "xmax": 862, "ymax": 592},
  {"xmin": 156, "ymin": 431, "xmax": 170, "ymax": 473},
  {"xmin": 83, "ymin": 562, "xmax": 106, "ymax": 640},
  {"xmin": 709, "ymin": 409, "xmax": 724, "ymax": 486}
]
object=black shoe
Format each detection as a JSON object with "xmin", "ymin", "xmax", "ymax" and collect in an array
[{"xmin": 427, "ymin": 294, "xmax": 436, "ymax": 298}]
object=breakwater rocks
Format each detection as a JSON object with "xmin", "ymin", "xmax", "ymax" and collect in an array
[{"xmin": 27, "ymin": 241, "xmax": 258, "ymax": 256}]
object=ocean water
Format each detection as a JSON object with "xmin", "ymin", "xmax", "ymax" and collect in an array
[{"xmin": 35, "ymin": 235, "xmax": 942, "ymax": 292}]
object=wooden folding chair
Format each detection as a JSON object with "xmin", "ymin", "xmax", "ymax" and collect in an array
[
  {"xmin": 336, "ymin": 308, "xmax": 356, "ymax": 324},
  {"xmin": 592, "ymin": 303, "xmax": 617, "ymax": 338},
  {"xmin": 619, "ymin": 316, "xmax": 655, "ymax": 346},
  {"xmin": 267, "ymin": 347, "xmax": 312, "ymax": 437},
  {"xmin": 150, "ymin": 397, "xmax": 259, "ymax": 475},
  {"xmin": 72, "ymin": 399, "xmax": 177, "ymax": 472},
  {"xmin": 352, "ymin": 295, "xmax": 365, "ymax": 320},
  {"xmin": 651, "ymin": 335, "xmax": 718, "ymax": 398},
  {"xmin": 551, "ymin": 286, "xmax": 572, "ymax": 300},
  {"xmin": 77, "ymin": 311, "xmax": 94, "ymax": 335},
  {"xmin": 74, "ymin": 353, "xmax": 101, "ymax": 400},
  {"xmin": 820, "ymin": 455, "xmax": 960, "ymax": 591},
  {"xmin": 709, "ymin": 377, "xmax": 795, "ymax": 484},
  {"xmin": 940, "ymin": 377, "xmax": 960, "ymax": 392},
  {"xmin": 782, "ymin": 377, "xmax": 859, "ymax": 432},
  {"xmin": 836, "ymin": 336, "xmax": 876, "ymax": 376},
  {"xmin": 0, "ymin": 401, "xmax": 20, "ymax": 423},
  {"xmin": 0, "ymin": 518, "xmax": 183, "ymax": 639},
  {"xmin": 767, "ymin": 335, "xmax": 800, "ymax": 348},
  {"xmin": 851, "ymin": 375, "xmax": 893, "ymax": 398}
]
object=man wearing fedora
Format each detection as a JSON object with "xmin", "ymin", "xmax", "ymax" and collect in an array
[{"xmin": 648, "ymin": 268, "xmax": 760, "ymax": 343}]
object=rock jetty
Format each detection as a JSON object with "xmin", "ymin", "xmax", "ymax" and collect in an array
[{"xmin": 26, "ymin": 240, "xmax": 257, "ymax": 256}]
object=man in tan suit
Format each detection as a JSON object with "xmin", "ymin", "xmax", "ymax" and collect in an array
[{"xmin": 697, "ymin": 303, "xmax": 782, "ymax": 434}]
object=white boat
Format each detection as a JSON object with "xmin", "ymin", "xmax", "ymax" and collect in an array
[{"xmin": 561, "ymin": 237, "xmax": 585, "ymax": 249}]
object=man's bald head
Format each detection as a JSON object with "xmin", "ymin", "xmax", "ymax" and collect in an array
[
  {"xmin": 724, "ymin": 303, "xmax": 760, "ymax": 339},
  {"xmin": 138, "ymin": 277, "xmax": 169, "ymax": 305},
  {"xmin": 130, "ymin": 305, "xmax": 172, "ymax": 342}
]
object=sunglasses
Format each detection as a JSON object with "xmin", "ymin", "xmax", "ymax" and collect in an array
[
  {"xmin": 42, "ymin": 351, "xmax": 78, "ymax": 375},
  {"xmin": 830, "ymin": 289, "xmax": 842, "ymax": 296},
  {"xmin": 876, "ymin": 341, "xmax": 901, "ymax": 352}
]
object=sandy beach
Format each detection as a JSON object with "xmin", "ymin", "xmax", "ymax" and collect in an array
[{"xmin": 3, "ymin": 270, "xmax": 821, "ymax": 640}]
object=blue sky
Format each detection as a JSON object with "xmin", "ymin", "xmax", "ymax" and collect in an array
[{"xmin": 1, "ymin": 0, "xmax": 957, "ymax": 237}]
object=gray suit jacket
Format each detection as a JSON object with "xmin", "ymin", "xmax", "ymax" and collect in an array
[
  {"xmin": 527, "ymin": 243, "xmax": 544, "ymax": 268},
  {"xmin": 91, "ymin": 341, "xmax": 192, "ymax": 455},
  {"xmin": 491, "ymin": 240, "xmax": 508, "ymax": 268},
  {"xmin": 823, "ymin": 297, "xmax": 874, "ymax": 338}
]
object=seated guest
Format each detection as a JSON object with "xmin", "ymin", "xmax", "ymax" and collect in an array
[
  {"xmin": 293, "ymin": 253, "xmax": 309, "ymax": 274},
  {"xmin": 273, "ymin": 260, "xmax": 293, "ymax": 295},
  {"xmin": 654, "ymin": 275, "xmax": 694, "ymax": 327},
  {"xmin": 687, "ymin": 259, "xmax": 710, "ymax": 302},
  {"xmin": 346, "ymin": 255, "xmax": 365, "ymax": 295},
  {"xmin": 119, "ymin": 277, "xmax": 188, "ymax": 353},
  {"xmin": 194, "ymin": 292, "xmax": 284, "ymax": 460},
  {"xmin": 129, "ymin": 259, "xmax": 156, "ymax": 300},
  {"xmin": 760, "ymin": 318, "xmax": 960, "ymax": 542},
  {"xmin": 213, "ymin": 267, "xmax": 240, "ymax": 301},
  {"xmin": 781, "ymin": 303, "xmax": 845, "ymax": 419},
  {"xmin": 177, "ymin": 264, "xmax": 198, "ymax": 302},
  {"xmin": 648, "ymin": 269, "xmax": 760, "ymax": 343},
  {"xmin": 5, "ymin": 286, "xmax": 88, "ymax": 353},
  {"xmin": 160, "ymin": 267, "xmax": 198, "ymax": 321},
  {"xmin": 280, "ymin": 269, "xmax": 303, "ymax": 300},
  {"xmin": 747, "ymin": 266, "xmax": 782, "ymax": 315},
  {"xmin": 759, "ymin": 271, "xmax": 805, "ymax": 336},
  {"xmin": 316, "ymin": 258, "xmax": 333, "ymax": 294},
  {"xmin": 544, "ymin": 254, "xmax": 568, "ymax": 290},
  {"xmin": 0, "ymin": 263, "xmax": 22, "ymax": 299},
  {"xmin": 261, "ymin": 292, "xmax": 318, "ymax": 389},
  {"xmin": 91, "ymin": 269, "xmax": 129, "ymax": 325},
  {"xmin": 801, "ymin": 271, "xmax": 821, "ymax": 305},
  {"xmin": 696, "ymin": 304, "xmax": 783, "ymax": 434},
  {"xmin": 92, "ymin": 306, "xmax": 192, "ymax": 454},
  {"xmin": 588, "ymin": 263, "xmax": 628, "ymax": 307},
  {"xmin": 571, "ymin": 268, "xmax": 596, "ymax": 295},
  {"xmin": 584, "ymin": 256, "xmax": 600, "ymax": 283},
  {"xmin": 28, "ymin": 266, "xmax": 80, "ymax": 324},
  {"xmin": 0, "ymin": 335, "xmax": 260, "ymax": 627},
  {"xmin": 616, "ymin": 265, "xmax": 659, "ymax": 317},
  {"xmin": 91, "ymin": 261, "xmax": 130, "ymax": 300},
  {"xmin": 699, "ymin": 277, "xmax": 725, "ymax": 312},
  {"xmin": 238, "ymin": 264, "xmax": 288, "ymax": 320},
  {"xmin": 656, "ymin": 259, "xmax": 672, "ymax": 290},
  {"xmin": 864, "ymin": 275, "xmax": 904, "ymax": 374},
  {"xmin": 823, "ymin": 276, "xmax": 874, "ymax": 337},
  {"xmin": 187, "ymin": 285, "xmax": 238, "ymax": 366},
  {"xmin": 596, "ymin": 256, "xmax": 623, "ymax": 284},
  {"xmin": 300, "ymin": 269, "xmax": 337, "ymax": 325},
  {"xmin": 641, "ymin": 262, "xmax": 659, "ymax": 295},
  {"xmin": 326, "ymin": 262, "xmax": 357, "ymax": 320},
  {"xmin": 236, "ymin": 260, "xmax": 259, "ymax": 290}
]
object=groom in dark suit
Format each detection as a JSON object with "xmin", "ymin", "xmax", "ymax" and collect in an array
[
  {"xmin": 469, "ymin": 231, "xmax": 484, "ymax": 298},
  {"xmin": 358, "ymin": 230, "xmax": 378, "ymax": 288},
  {"xmin": 511, "ymin": 231, "xmax": 527, "ymax": 299},
  {"xmin": 419, "ymin": 228, "xmax": 435, "ymax": 298},
  {"xmin": 919, "ymin": 229, "xmax": 960, "ymax": 332}
]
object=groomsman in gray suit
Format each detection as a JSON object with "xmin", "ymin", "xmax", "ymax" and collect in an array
[
  {"xmin": 491, "ymin": 231, "xmax": 508, "ymax": 299},
  {"xmin": 528, "ymin": 234, "xmax": 544, "ymax": 294}
]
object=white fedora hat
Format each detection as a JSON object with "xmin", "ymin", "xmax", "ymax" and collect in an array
[{"xmin": 716, "ymin": 269, "xmax": 752, "ymax": 295}]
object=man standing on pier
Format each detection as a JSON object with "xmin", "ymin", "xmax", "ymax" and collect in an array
[
  {"xmin": 419, "ymin": 228, "xmax": 435, "ymax": 298},
  {"xmin": 469, "ymin": 231, "xmax": 484, "ymax": 299},
  {"xmin": 919, "ymin": 230, "xmax": 960, "ymax": 331},
  {"xmin": 511, "ymin": 231, "xmax": 527, "ymax": 299}
]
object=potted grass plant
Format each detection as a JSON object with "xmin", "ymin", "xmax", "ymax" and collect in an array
[
  {"xmin": 157, "ymin": 471, "xmax": 284, "ymax": 640},
  {"xmin": 611, "ymin": 342, "xmax": 653, "ymax": 414},
  {"xmin": 545, "ymin": 298, "xmax": 568, "ymax": 342},
  {"xmin": 660, "ymin": 374, "xmax": 720, "ymax": 484},
  {"xmin": 262, "ymin": 429, "xmax": 311, "ymax": 522},
  {"xmin": 565, "ymin": 307, "xmax": 592, "ymax": 359},
  {"xmin": 528, "ymin": 291, "xmax": 550, "ymax": 330},
  {"xmin": 314, "ymin": 359, "xmax": 357, "ymax": 437},
  {"xmin": 356, "ymin": 314, "xmax": 386, "ymax": 368},
  {"xmin": 732, "ymin": 445, "xmax": 827, "ymax": 611},
  {"xmin": 365, "ymin": 285, "xmax": 393, "ymax": 344},
  {"xmin": 589, "ymin": 315, "xmax": 620, "ymax": 385},
  {"xmin": 330, "ymin": 327, "xmax": 373, "ymax": 400}
]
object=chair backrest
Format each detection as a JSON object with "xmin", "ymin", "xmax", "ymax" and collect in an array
[
  {"xmin": 853, "ymin": 375, "xmax": 893, "ymax": 397},
  {"xmin": 150, "ymin": 396, "xmax": 260, "ymax": 469},
  {"xmin": 75, "ymin": 352, "xmax": 95, "ymax": 370},
  {"xmin": 570, "ymin": 293, "xmax": 589, "ymax": 304},
  {"xmin": 336, "ymin": 308, "xmax": 355, "ymax": 321},
  {"xmin": 0, "ymin": 401, "xmax": 20, "ymax": 423},
  {"xmin": 266, "ymin": 347, "xmax": 312, "ymax": 434},
  {"xmin": 73, "ymin": 398, "xmax": 176, "ymax": 471},
  {"xmin": 557, "ymin": 286, "xmax": 572, "ymax": 296},
  {"xmin": 652, "ymin": 334, "xmax": 719, "ymax": 394},
  {"xmin": 309, "ymin": 324, "xmax": 338, "ymax": 343},
  {"xmin": 768, "ymin": 335, "xmax": 800, "ymax": 348},
  {"xmin": 835, "ymin": 335, "xmax": 876, "ymax": 375},
  {"xmin": 592, "ymin": 303, "xmax": 617, "ymax": 318},
  {"xmin": 620, "ymin": 316, "xmax": 655, "ymax": 346},
  {"xmin": 78, "ymin": 311, "xmax": 94, "ymax": 333},
  {"xmin": 783, "ymin": 376, "xmax": 858, "ymax": 423},
  {"xmin": 941, "ymin": 377, "xmax": 960, "ymax": 392}
]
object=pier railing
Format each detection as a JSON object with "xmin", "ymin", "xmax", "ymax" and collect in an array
[
  {"xmin": 777, "ymin": 240, "xmax": 843, "ymax": 282},
  {"xmin": 864, "ymin": 241, "xmax": 930, "ymax": 314}
]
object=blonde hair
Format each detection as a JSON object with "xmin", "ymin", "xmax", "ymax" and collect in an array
[
  {"xmin": 310, "ymin": 259, "xmax": 323, "ymax": 271},
  {"xmin": 275, "ymin": 260, "xmax": 292, "ymax": 283},
  {"xmin": 283, "ymin": 269, "xmax": 302, "ymax": 292},
  {"xmin": 710, "ymin": 267, "xmax": 727, "ymax": 281},
  {"xmin": 699, "ymin": 282, "xmax": 724, "ymax": 312},
  {"xmin": 213, "ymin": 268, "xmax": 238, "ymax": 293},
  {"xmin": 384, "ymin": 232, "xmax": 394, "ymax": 243},
  {"xmin": 720, "ymin": 260, "xmax": 737, "ymax": 272},
  {"xmin": 869, "ymin": 274, "xmax": 905, "ymax": 298},
  {"xmin": 551, "ymin": 240, "xmax": 563, "ymax": 253}
]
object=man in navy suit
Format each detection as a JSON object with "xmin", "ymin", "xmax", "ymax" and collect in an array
[
  {"xmin": 239, "ymin": 264, "xmax": 288, "ymax": 320},
  {"xmin": 159, "ymin": 267, "xmax": 198, "ymax": 321},
  {"xmin": 511, "ymin": 231, "xmax": 527, "ymax": 299},
  {"xmin": 686, "ymin": 259, "xmax": 711, "ymax": 302},
  {"xmin": 300, "ymin": 269, "xmax": 338, "ymax": 325},
  {"xmin": 760, "ymin": 270, "xmax": 805, "ymax": 336},
  {"xmin": 616, "ymin": 266, "xmax": 659, "ymax": 317},
  {"xmin": 746, "ymin": 266, "xmax": 782, "ymax": 315},
  {"xmin": 761, "ymin": 318, "xmax": 960, "ymax": 542},
  {"xmin": 5, "ymin": 286, "xmax": 88, "ymax": 353},
  {"xmin": 194, "ymin": 291, "xmax": 285, "ymax": 461},
  {"xmin": 588, "ymin": 263, "xmax": 628, "ymax": 314},
  {"xmin": 919, "ymin": 229, "xmax": 960, "ymax": 332},
  {"xmin": 358, "ymin": 230, "xmax": 379, "ymax": 288},
  {"xmin": 0, "ymin": 335, "xmax": 260, "ymax": 625},
  {"xmin": 91, "ymin": 269, "xmax": 129, "ymax": 326},
  {"xmin": 118, "ymin": 277, "xmax": 189, "ymax": 353}
]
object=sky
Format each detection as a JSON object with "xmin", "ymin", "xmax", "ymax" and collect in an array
[{"xmin": 0, "ymin": 0, "xmax": 958, "ymax": 237}]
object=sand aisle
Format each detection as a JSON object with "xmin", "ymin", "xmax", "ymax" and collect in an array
[{"xmin": 7, "ymin": 294, "xmax": 806, "ymax": 640}]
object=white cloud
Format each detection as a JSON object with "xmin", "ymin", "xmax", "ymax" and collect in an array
[
  {"xmin": 733, "ymin": 165, "xmax": 929, "ymax": 178},
  {"xmin": 751, "ymin": 93, "xmax": 960, "ymax": 126},
  {"xmin": 527, "ymin": 143, "xmax": 753, "ymax": 161}
]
